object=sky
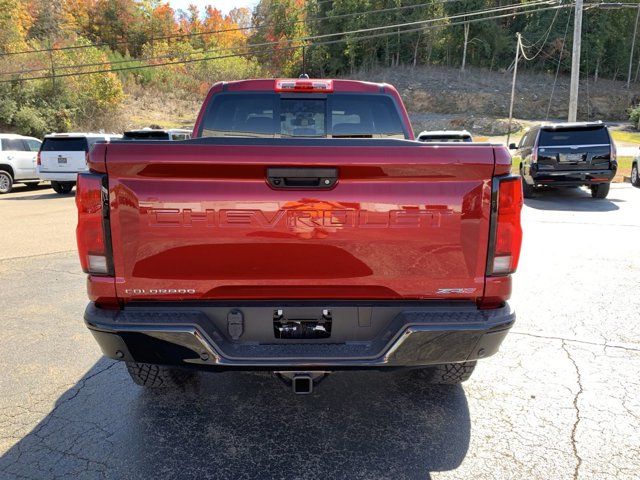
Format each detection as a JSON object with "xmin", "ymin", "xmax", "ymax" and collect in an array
[{"xmin": 168, "ymin": 0, "xmax": 259, "ymax": 15}]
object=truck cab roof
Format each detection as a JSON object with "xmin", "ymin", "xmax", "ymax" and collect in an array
[
  {"xmin": 44, "ymin": 132, "xmax": 122, "ymax": 139},
  {"xmin": 417, "ymin": 130, "xmax": 473, "ymax": 142},
  {"xmin": 537, "ymin": 121, "xmax": 605, "ymax": 130},
  {"xmin": 215, "ymin": 78, "xmax": 392, "ymax": 94},
  {"xmin": 0, "ymin": 133, "xmax": 39, "ymax": 140},
  {"xmin": 194, "ymin": 78, "xmax": 413, "ymax": 140}
]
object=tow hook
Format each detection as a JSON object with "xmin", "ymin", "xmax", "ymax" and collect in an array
[{"xmin": 274, "ymin": 371, "xmax": 331, "ymax": 395}]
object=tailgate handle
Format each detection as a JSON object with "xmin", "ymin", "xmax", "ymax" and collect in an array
[{"xmin": 267, "ymin": 167, "xmax": 337, "ymax": 189}]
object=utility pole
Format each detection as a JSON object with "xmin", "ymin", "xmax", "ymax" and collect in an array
[
  {"xmin": 461, "ymin": 22, "xmax": 469, "ymax": 72},
  {"xmin": 568, "ymin": 0, "xmax": 583, "ymax": 122},
  {"xmin": 506, "ymin": 33, "xmax": 521, "ymax": 147},
  {"xmin": 627, "ymin": 3, "xmax": 640, "ymax": 89},
  {"xmin": 48, "ymin": 35, "xmax": 56, "ymax": 94},
  {"xmin": 302, "ymin": 46, "xmax": 307, "ymax": 75}
]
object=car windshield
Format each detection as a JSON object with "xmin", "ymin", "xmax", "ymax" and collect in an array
[
  {"xmin": 538, "ymin": 127, "xmax": 610, "ymax": 147},
  {"xmin": 199, "ymin": 93, "xmax": 407, "ymax": 139}
]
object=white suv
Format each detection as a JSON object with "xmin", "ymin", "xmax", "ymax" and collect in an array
[
  {"xmin": 37, "ymin": 133, "xmax": 121, "ymax": 194},
  {"xmin": 0, "ymin": 134, "xmax": 42, "ymax": 194}
]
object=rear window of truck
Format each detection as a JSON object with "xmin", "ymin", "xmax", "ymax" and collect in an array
[
  {"xmin": 199, "ymin": 93, "xmax": 407, "ymax": 139},
  {"xmin": 41, "ymin": 137, "xmax": 89, "ymax": 151},
  {"xmin": 538, "ymin": 127, "xmax": 610, "ymax": 147}
]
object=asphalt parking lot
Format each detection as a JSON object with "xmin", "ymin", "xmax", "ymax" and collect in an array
[{"xmin": 0, "ymin": 182, "xmax": 639, "ymax": 480}]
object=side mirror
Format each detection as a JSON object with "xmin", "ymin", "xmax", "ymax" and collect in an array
[{"xmin": 508, "ymin": 143, "xmax": 517, "ymax": 150}]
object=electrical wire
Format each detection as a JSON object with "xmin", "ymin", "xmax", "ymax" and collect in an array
[
  {"xmin": 0, "ymin": 0, "xmax": 466, "ymax": 58},
  {"xmin": 520, "ymin": 6, "xmax": 560, "ymax": 49},
  {"xmin": 1, "ymin": 0, "xmax": 561, "ymax": 77},
  {"xmin": 0, "ymin": 2, "xmax": 574, "ymax": 84},
  {"xmin": 546, "ymin": 7, "xmax": 573, "ymax": 119}
]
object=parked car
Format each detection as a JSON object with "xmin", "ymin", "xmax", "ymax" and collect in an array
[
  {"xmin": 122, "ymin": 128, "xmax": 192, "ymax": 141},
  {"xmin": 510, "ymin": 121, "xmax": 617, "ymax": 199},
  {"xmin": 76, "ymin": 78, "xmax": 522, "ymax": 394},
  {"xmin": 417, "ymin": 130, "xmax": 473, "ymax": 142},
  {"xmin": 632, "ymin": 149, "xmax": 640, "ymax": 188},
  {"xmin": 0, "ymin": 134, "xmax": 42, "ymax": 194},
  {"xmin": 37, "ymin": 133, "xmax": 122, "ymax": 194}
]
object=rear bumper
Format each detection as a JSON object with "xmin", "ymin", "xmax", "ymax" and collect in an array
[
  {"xmin": 529, "ymin": 166, "xmax": 616, "ymax": 186},
  {"xmin": 36, "ymin": 167, "xmax": 81, "ymax": 182},
  {"xmin": 84, "ymin": 302, "xmax": 515, "ymax": 370}
]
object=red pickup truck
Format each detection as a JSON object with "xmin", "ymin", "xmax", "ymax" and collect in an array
[{"xmin": 77, "ymin": 78, "xmax": 522, "ymax": 394}]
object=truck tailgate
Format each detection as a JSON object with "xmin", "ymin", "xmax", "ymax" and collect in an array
[{"xmin": 101, "ymin": 139, "xmax": 496, "ymax": 302}]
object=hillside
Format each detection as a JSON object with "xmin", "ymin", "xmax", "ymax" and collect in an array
[
  {"xmin": 110, "ymin": 64, "xmax": 640, "ymax": 136},
  {"xmin": 365, "ymin": 65, "xmax": 640, "ymax": 134},
  {"xmin": 3, "ymin": 0, "xmax": 639, "ymax": 138}
]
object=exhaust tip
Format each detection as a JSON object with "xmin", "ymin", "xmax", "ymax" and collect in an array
[{"xmin": 292, "ymin": 375, "xmax": 313, "ymax": 395}]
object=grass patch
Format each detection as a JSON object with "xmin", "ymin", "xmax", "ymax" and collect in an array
[
  {"xmin": 611, "ymin": 130, "xmax": 640, "ymax": 144},
  {"xmin": 617, "ymin": 156, "xmax": 633, "ymax": 176}
]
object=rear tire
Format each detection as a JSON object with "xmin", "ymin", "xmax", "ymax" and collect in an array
[
  {"xmin": 0, "ymin": 170, "xmax": 13, "ymax": 194},
  {"xmin": 632, "ymin": 164, "xmax": 640, "ymax": 187},
  {"xmin": 519, "ymin": 166, "xmax": 535, "ymax": 198},
  {"xmin": 411, "ymin": 361, "xmax": 477, "ymax": 384},
  {"xmin": 125, "ymin": 362, "xmax": 196, "ymax": 388},
  {"xmin": 590, "ymin": 182, "xmax": 610, "ymax": 199},
  {"xmin": 51, "ymin": 181, "xmax": 74, "ymax": 194}
]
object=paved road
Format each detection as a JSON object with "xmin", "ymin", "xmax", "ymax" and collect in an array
[
  {"xmin": 0, "ymin": 184, "xmax": 76, "ymax": 260},
  {"xmin": 1, "ymin": 183, "xmax": 639, "ymax": 479}
]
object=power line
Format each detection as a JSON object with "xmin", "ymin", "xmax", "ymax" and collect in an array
[
  {"xmin": 0, "ymin": 0, "xmax": 465, "ymax": 58},
  {"xmin": 0, "ymin": 0, "xmax": 632, "ymax": 61},
  {"xmin": 0, "ymin": 2, "xmax": 574, "ymax": 84},
  {"xmin": 2, "ymin": 3, "xmax": 574, "ymax": 83},
  {"xmin": 1, "ymin": 0, "xmax": 560, "ymax": 77},
  {"xmin": 520, "ymin": 6, "xmax": 560, "ymax": 51},
  {"xmin": 546, "ymin": 9, "xmax": 573, "ymax": 119},
  {"xmin": 1, "ymin": 0, "xmax": 464, "ymax": 74}
]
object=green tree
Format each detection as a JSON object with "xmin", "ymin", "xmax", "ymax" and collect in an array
[{"xmin": 251, "ymin": 0, "xmax": 308, "ymax": 75}]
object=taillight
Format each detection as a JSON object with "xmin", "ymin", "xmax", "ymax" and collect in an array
[
  {"xmin": 275, "ymin": 79, "xmax": 334, "ymax": 92},
  {"xmin": 76, "ymin": 173, "xmax": 112, "ymax": 275},
  {"xmin": 36, "ymin": 151, "xmax": 41, "ymax": 166},
  {"xmin": 487, "ymin": 176, "xmax": 523, "ymax": 276},
  {"xmin": 531, "ymin": 136, "xmax": 539, "ymax": 163},
  {"xmin": 610, "ymin": 141, "xmax": 617, "ymax": 162}
]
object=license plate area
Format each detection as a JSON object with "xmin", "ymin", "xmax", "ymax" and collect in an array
[
  {"xmin": 57, "ymin": 156, "xmax": 68, "ymax": 164},
  {"xmin": 560, "ymin": 153, "xmax": 584, "ymax": 163},
  {"xmin": 273, "ymin": 308, "xmax": 332, "ymax": 339}
]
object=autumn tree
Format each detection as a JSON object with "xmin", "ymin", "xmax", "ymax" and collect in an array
[
  {"xmin": 0, "ymin": 0, "xmax": 33, "ymax": 52},
  {"xmin": 251, "ymin": 0, "xmax": 308, "ymax": 76}
]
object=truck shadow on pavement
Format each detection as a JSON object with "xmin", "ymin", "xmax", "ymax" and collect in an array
[
  {"xmin": 0, "ymin": 359, "xmax": 471, "ymax": 480},
  {"xmin": 524, "ymin": 186, "xmax": 623, "ymax": 212},
  {"xmin": 0, "ymin": 183, "xmax": 57, "ymax": 198},
  {"xmin": 0, "ymin": 191, "xmax": 73, "ymax": 201}
]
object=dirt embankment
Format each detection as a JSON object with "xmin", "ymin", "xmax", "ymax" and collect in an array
[
  {"xmin": 358, "ymin": 65, "xmax": 640, "ymax": 134},
  {"xmin": 103, "ymin": 65, "xmax": 640, "ymax": 136}
]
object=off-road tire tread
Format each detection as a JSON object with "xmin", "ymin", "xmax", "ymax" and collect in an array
[
  {"xmin": 590, "ymin": 182, "xmax": 610, "ymax": 199},
  {"xmin": 51, "ymin": 181, "xmax": 74, "ymax": 194},
  {"xmin": 520, "ymin": 167, "xmax": 535, "ymax": 198},
  {"xmin": 632, "ymin": 164, "xmax": 640, "ymax": 187},
  {"xmin": 126, "ymin": 362, "xmax": 194, "ymax": 388},
  {"xmin": 412, "ymin": 361, "xmax": 477, "ymax": 384}
]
